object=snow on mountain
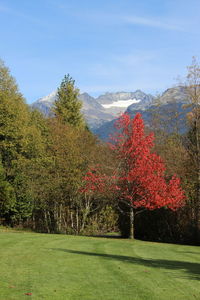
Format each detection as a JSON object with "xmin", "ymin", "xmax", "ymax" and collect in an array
[
  {"xmin": 102, "ymin": 99, "xmax": 141, "ymax": 109},
  {"xmin": 32, "ymin": 90, "xmax": 154, "ymax": 129},
  {"xmin": 37, "ymin": 91, "xmax": 57, "ymax": 103},
  {"xmin": 94, "ymin": 86, "xmax": 190, "ymax": 140},
  {"xmin": 31, "ymin": 86, "xmax": 192, "ymax": 141}
]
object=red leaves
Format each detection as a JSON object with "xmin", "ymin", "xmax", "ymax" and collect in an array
[
  {"xmin": 80, "ymin": 167, "xmax": 118, "ymax": 198},
  {"xmin": 80, "ymin": 168, "xmax": 107, "ymax": 194},
  {"xmin": 113, "ymin": 113, "xmax": 185, "ymax": 210},
  {"xmin": 81, "ymin": 113, "xmax": 185, "ymax": 211},
  {"xmin": 24, "ymin": 292, "xmax": 32, "ymax": 296}
]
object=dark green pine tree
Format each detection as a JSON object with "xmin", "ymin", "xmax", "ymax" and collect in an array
[{"xmin": 53, "ymin": 74, "xmax": 84, "ymax": 127}]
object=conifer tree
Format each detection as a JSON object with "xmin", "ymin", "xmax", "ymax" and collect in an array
[{"xmin": 53, "ymin": 74, "xmax": 84, "ymax": 127}]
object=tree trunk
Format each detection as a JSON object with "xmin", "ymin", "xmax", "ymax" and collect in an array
[
  {"xmin": 70, "ymin": 211, "xmax": 74, "ymax": 229},
  {"xmin": 58, "ymin": 204, "xmax": 62, "ymax": 233},
  {"xmin": 76, "ymin": 207, "xmax": 79, "ymax": 234},
  {"xmin": 32, "ymin": 215, "xmax": 36, "ymax": 230},
  {"xmin": 129, "ymin": 206, "xmax": 134, "ymax": 239},
  {"xmin": 80, "ymin": 209, "xmax": 89, "ymax": 233},
  {"xmin": 80, "ymin": 201, "xmax": 90, "ymax": 233},
  {"xmin": 44, "ymin": 210, "xmax": 50, "ymax": 233}
]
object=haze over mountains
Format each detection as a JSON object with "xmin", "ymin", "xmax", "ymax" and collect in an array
[{"xmin": 32, "ymin": 86, "xmax": 189, "ymax": 139}]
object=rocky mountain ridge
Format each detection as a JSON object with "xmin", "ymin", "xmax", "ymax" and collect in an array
[
  {"xmin": 32, "ymin": 89, "xmax": 155, "ymax": 129},
  {"xmin": 94, "ymin": 86, "xmax": 190, "ymax": 140},
  {"xmin": 32, "ymin": 86, "xmax": 190, "ymax": 138}
]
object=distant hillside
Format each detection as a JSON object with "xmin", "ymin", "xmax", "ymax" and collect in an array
[
  {"xmin": 93, "ymin": 86, "xmax": 190, "ymax": 140},
  {"xmin": 32, "ymin": 89, "xmax": 154, "ymax": 130},
  {"xmin": 32, "ymin": 86, "xmax": 190, "ymax": 139}
]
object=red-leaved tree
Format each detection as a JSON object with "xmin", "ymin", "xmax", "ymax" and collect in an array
[{"xmin": 81, "ymin": 113, "xmax": 185, "ymax": 238}]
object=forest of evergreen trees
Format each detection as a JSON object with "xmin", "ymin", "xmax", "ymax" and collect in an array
[{"xmin": 0, "ymin": 58, "xmax": 200, "ymax": 245}]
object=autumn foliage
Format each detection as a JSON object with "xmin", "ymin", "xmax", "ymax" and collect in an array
[{"xmin": 82, "ymin": 113, "xmax": 185, "ymax": 216}]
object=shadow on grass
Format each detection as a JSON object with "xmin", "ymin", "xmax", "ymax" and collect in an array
[
  {"xmin": 51, "ymin": 248, "xmax": 200, "ymax": 280},
  {"xmin": 174, "ymin": 251, "xmax": 200, "ymax": 255},
  {"xmin": 90, "ymin": 234, "xmax": 122, "ymax": 239}
]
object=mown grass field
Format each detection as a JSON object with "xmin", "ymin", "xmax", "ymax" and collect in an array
[{"xmin": 0, "ymin": 228, "xmax": 200, "ymax": 300}]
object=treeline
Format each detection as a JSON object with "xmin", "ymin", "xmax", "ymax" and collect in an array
[
  {"xmin": 0, "ymin": 58, "xmax": 200, "ymax": 245},
  {"xmin": 0, "ymin": 61, "xmax": 117, "ymax": 234}
]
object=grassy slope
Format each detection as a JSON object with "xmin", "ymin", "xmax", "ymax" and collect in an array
[{"xmin": 0, "ymin": 229, "xmax": 200, "ymax": 300}]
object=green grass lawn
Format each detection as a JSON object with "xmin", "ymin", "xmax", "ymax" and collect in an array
[{"xmin": 0, "ymin": 228, "xmax": 200, "ymax": 300}]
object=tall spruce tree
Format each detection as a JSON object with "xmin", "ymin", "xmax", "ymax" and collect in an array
[{"xmin": 53, "ymin": 74, "xmax": 84, "ymax": 127}]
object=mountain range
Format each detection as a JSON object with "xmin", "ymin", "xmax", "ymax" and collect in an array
[{"xmin": 32, "ymin": 86, "xmax": 190, "ymax": 140}]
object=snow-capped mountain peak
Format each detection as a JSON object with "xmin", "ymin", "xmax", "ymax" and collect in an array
[
  {"xmin": 32, "ymin": 89, "xmax": 154, "ymax": 128},
  {"xmin": 38, "ymin": 91, "xmax": 57, "ymax": 103}
]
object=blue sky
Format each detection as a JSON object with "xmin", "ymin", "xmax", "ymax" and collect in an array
[{"xmin": 0, "ymin": 0, "xmax": 200, "ymax": 103}]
